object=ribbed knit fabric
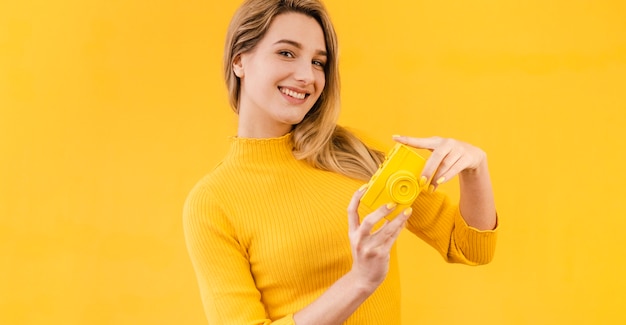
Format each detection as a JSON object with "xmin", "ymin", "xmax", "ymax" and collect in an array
[{"xmin": 183, "ymin": 133, "xmax": 497, "ymax": 325}]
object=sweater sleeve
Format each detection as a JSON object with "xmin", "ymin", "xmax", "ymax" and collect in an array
[
  {"xmin": 405, "ymin": 191, "xmax": 498, "ymax": 265},
  {"xmin": 183, "ymin": 182, "xmax": 296, "ymax": 325}
]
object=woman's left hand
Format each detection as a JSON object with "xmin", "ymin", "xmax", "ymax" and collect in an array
[{"xmin": 392, "ymin": 135, "xmax": 487, "ymax": 191}]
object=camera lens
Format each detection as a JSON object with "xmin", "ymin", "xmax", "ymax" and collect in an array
[{"xmin": 386, "ymin": 171, "xmax": 419, "ymax": 205}]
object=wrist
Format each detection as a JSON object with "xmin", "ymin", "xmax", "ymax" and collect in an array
[
  {"xmin": 345, "ymin": 270, "xmax": 378, "ymax": 297},
  {"xmin": 461, "ymin": 155, "xmax": 488, "ymax": 177}
]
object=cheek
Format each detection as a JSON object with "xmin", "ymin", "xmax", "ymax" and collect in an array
[{"xmin": 317, "ymin": 73, "xmax": 326, "ymax": 92}]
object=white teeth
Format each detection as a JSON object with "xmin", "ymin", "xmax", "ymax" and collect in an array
[{"xmin": 281, "ymin": 88, "xmax": 306, "ymax": 99}]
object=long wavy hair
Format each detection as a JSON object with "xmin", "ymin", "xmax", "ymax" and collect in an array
[{"xmin": 224, "ymin": 0, "xmax": 384, "ymax": 181}]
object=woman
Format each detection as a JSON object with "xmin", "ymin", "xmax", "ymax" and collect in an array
[{"xmin": 183, "ymin": 0, "xmax": 498, "ymax": 324}]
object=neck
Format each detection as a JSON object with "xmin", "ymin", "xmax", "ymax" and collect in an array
[
  {"xmin": 237, "ymin": 106, "xmax": 293, "ymax": 139},
  {"xmin": 237, "ymin": 123, "xmax": 292, "ymax": 138}
]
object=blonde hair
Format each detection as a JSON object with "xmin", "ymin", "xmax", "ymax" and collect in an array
[{"xmin": 224, "ymin": 0, "xmax": 384, "ymax": 181}]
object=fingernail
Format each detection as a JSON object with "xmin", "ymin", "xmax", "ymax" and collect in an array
[
  {"xmin": 428, "ymin": 184, "xmax": 436, "ymax": 193},
  {"xmin": 358, "ymin": 184, "xmax": 368, "ymax": 192},
  {"xmin": 403, "ymin": 207, "xmax": 413, "ymax": 216},
  {"xmin": 392, "ymin": 134, "xmax": 402, "ymax": 139},
  {"xmin": 436, "ymin": 177, "xmax": 446, "ymax": 185},
  {"xmin": 386, "ymin": 202, "xmax": 397, "ymax": 210},
  {"xmin": 419, "ymin": 176, "xmax": 428, "ymax": 187}
]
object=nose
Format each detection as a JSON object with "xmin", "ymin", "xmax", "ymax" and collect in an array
[{"xmin": 294, "ymin": 60, "xmax": 315, "ymax": 85}]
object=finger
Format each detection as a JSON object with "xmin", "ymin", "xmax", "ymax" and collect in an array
[
  {"xmin": 393, "ymin": 136, "xmax": 455, "ymax": 182},
  {"xmin": 430, "ymin": 151, "xmax": 463, "ymax": 186},
  {"xmin": 392, "ymin": 135, "xmax": 442, "ymax": 151},
  {"xmin": 433, "ymin": 155, "xmax": 471, "ymax": 189},
  {"xmin": 348, "ymin": 184, "xmax": 368, "ymax": 232},
  {"xmin": 359, "ymin": 203, "xmax": 395, "ymax": 235},
  {"xmin": 381, "ymin": 219, "xmax": 407, "ymax": 251},
  {"xmin": 372, "ymin": 209, "xmax": 410, "ymax": 246},
  {"xmin": 420, "ymin": 146, "xmax": 453, "ymax": 184}
]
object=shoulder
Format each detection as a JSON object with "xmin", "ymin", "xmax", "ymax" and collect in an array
[
  {"xmin": 183, "ymin": 160, "xmax": 231, "ymax": 220},
  {"xmin": 185, "ymin": 156, "xmax": 241, "ymax": 198},
  {"xmin": 183, "ymin": 168, "xmax": 246, "ymax": 251},
  {"xmin": 184, "ymin": 161, "xmax": 229, "ymax": 211},
  {"xmin": 183, "ymin": 155, "xmax": 254, "ymax": 216}
]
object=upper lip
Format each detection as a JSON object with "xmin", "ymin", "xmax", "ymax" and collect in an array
[{"xmin": 279, "ymin": 86, "xmax": 311, "ymax": 95}]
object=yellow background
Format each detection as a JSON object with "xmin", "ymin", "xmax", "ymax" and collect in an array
[{"xmin": 2, "ymin": 0, "xmax": 625, "ymax": 324}]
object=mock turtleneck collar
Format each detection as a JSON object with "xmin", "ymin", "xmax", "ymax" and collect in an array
[{"xmin": 226, "ymin": 132, "xmax": 295, "ymax": 162}]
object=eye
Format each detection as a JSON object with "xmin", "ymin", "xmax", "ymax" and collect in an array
[
  {"xmin": 312, "ymin": 60, "xmax": 326, "ymax": 69},
  {"xmin": 278, "ymin": 50, "xmax": 294, "ymax": 58}
]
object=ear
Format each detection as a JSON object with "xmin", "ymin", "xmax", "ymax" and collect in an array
[{"xmin": 233, "ymin": 54, "xmax": 244, "ymax": 78}]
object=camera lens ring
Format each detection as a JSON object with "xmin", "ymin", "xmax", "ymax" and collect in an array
[{"xmin": 386, "ymin": 171, "xmax": 419, "ymax": 205}]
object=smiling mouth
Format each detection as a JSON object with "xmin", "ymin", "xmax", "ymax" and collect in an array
[{"xmin": 279, "ymin": 87, "xmax": 308, "ymax": 100}]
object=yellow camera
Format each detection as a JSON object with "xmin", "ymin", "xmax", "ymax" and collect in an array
[{"xmin": 360, "ymin": 143, "xmax": 426, "ymax": 220}]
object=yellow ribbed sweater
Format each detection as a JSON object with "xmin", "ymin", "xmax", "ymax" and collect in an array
[{"xmin": 183, "ymin": 133, "xmax": 497, "ymax": 325}]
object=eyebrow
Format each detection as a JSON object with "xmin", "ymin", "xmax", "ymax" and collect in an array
[{"xmin": 274, "ymin": 39, "xmax": 327, "ymax": 57}]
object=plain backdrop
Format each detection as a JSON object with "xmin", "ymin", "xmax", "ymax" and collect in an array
[{"xmin": 1, "ymin": 0, "xmax": 625, "ymax": 324}]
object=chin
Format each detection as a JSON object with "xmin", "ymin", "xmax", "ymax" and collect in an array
[{"xmin": 280, "ymin": 112, "xmax": 310, "ymax": 126}]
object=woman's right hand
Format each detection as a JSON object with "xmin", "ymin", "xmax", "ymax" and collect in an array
[
  {"xmin": 292, "ymin": 187, "xmax": 411, "ymax": 324},
  {"xmin": 346, "ymin": 186, "xmax": 411, "ymax": 292}
]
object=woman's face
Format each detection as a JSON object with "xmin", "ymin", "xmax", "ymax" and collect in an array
[{"xmin": 234, "ymin": 12, "xmax": 327, "ymax": 137}]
